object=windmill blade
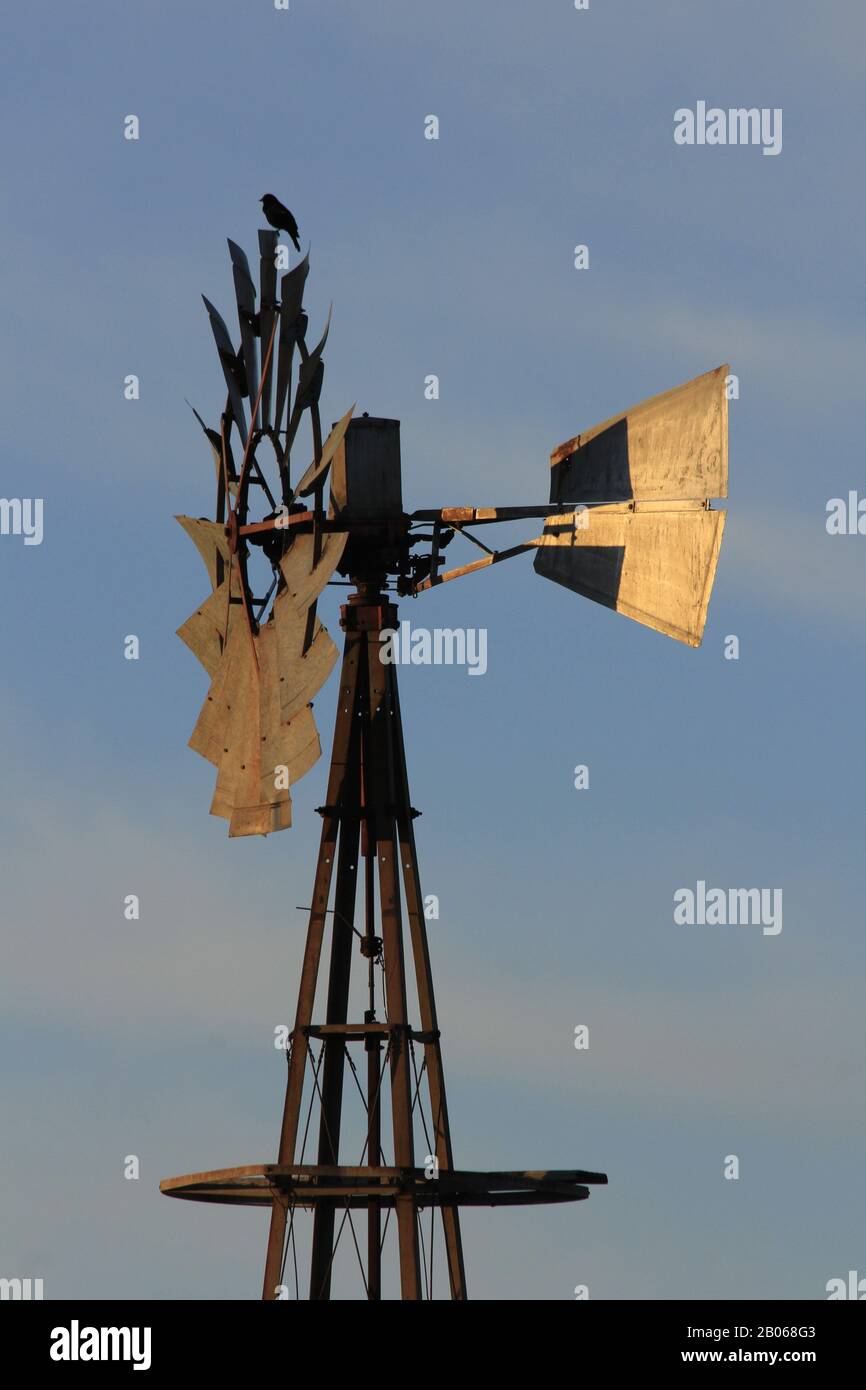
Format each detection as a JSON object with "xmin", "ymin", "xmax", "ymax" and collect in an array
[
  {"xmin": 188, "ymin": 623, "xmax": 248, "ymax": 766},
  {"xmin": 256, "ymin": 619, "xmax": 293, "ymax": 825},
  {"xmin": 200, "ymin": 612, "xmax": 327, "ymax": 835},
  {"xmin": 202, "ymin": 296, "xmax": 248, "ymax": 444},
  {"xmin": 272, "ymin": 590, "xmax": 339, "ymax": 722},
  {"xmin": 548, "ymin": 365, "xmax": 729, "ymax": 506},
  {"xmin": 276, "ymin": 704, "xmax": 322, "ymax": 784},
  {"xmin": 273, "ymin": 253, "xmax": 310, "ymax": 448},
  {"xmin": 175, "ymin": 516, "xmax": 232, "ymax": 590},
  {"xmin": 293, "ymin": 405, "xmax": 355, "ymax": 498},
  {"xmin": 534, "ymin": 501, "xmax": 726, "ymax": 647},
  {"xmin": 186, "ymin": 401, "xmax": 223, "ymax": 478},
  {"xmin": 278, "ymin": 528, "xmax": 348, "ymax": 612},
  {"xmin": 176, "ymin": 571, "xmax": 243, "ymax": 677},
  {"xmin": 258, "ymin": 230, "xmax": 279, "ymax": 431},
  {"xmin": 228, "ymin": 240, "xmax": 260, "ymax": 435},
  {"xmin": 210, "ymin": 639, "xmax": 262, "ymax": 826},
  {"xmin": 293, "ymin": 307, "xmax": 331, "ymax": 415}
]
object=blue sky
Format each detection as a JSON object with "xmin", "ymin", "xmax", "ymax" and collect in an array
[{"xmin": 1, "ymin": 0, "xmax": 864, "ymax": 1299}]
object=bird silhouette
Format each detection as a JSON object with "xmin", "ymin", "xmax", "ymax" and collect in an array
[{"xmin": 260, "ymin": 194, "xmax": 300, "ymax": 252}]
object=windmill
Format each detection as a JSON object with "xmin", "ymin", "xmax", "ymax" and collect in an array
[{"xmin": 160, "ymin": 222, "xmax": 728, "ymax": 1300}]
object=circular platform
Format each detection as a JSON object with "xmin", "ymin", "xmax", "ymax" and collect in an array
[{"xmin": 160, "ymin": 1163, "xmax": 608, "ymax": 1209}]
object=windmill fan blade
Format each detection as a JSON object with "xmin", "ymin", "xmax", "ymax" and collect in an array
[
  {"xmin": 188, "ymin": 623, "xmax": 247, "ymax": 767},
  {"xmin": 273, "ymin": 253, "xmax": 310, "ymax": 444},
  {"xmin": 258, "ymin": 230, "xmax": 279, "ymax": 431},
  {"xmin": 534, "ymin": 502, "xmax": 725, "ymax": 647},
  {"xmin": 183, "ymin": 577, "xmax": 335, "ymax": 835},
  {"xmin": 256, "ymin": 620, "xmax": 293, "ymax": 826},
  {"xmin": 278, "ymin": 529, "xmax": 348, "ymax": 612},
  {"xmin": 211, "ymin": 636, "xmax": 262, "ymax": 827},
  {"xmin": 216, "ymin": 620, "xmax": 295, "ymax": 839},
  {"xmin": 548, "ymin": 365, "xmax": 729, "ymax": 506},
  {"xmin": 294, "ymin": 307, "xmax": 331, "ymax": 412},
  {"xmin": 175, "ymin": 516, "xmax": 232, "ymax": 589},
  {"xmin": 186, "ymin": 402, "xmax": 222, "ymax": 472},
  {"xmin": 272, "ymin": 590, "xmax": 339, "ymax": 722},
  {"xmin": 176, "ymin": 570, "xmax": 243, "ymax": 678},
  {"xmin": 228, "ymin": 239, "xmax": 260, "ymax": 432},
  {"xmin": 201, "ymin": 297, "xmax": 248, "ymax": 444},
  {"xmin": 293, "ymin": 405, "xmax": 355, "ymax": 498}
]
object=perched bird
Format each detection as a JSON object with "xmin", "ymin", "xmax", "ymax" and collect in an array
[{"xmin": 260, "ymin": 194, "xmax": 300, "ymax": 251}]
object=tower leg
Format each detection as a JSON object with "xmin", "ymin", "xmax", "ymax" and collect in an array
[
  {"xmin": 389, "ymin": 663, "xmax": 467, "ymax": 1299},
  {"xmin": 364, "ymin": 624, "xmax": 421, "ymax": 1299}
]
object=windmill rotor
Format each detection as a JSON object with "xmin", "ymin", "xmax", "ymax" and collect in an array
[{"xmin": 177, "ymin": 240, "xmax": 350, "ymax": 838}]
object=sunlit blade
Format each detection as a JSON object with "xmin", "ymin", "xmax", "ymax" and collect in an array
[
  {"xmin": 176, "ymin": 570, "xmax": 242, "ymax": 678},
  {"xmin": 534, "ymin": 503, "xmax": 725, "ymax": 647},
  {"xmin": 211, "ymin": 639, "xmax": 261, "ymax": 822},
  {"xmin": 272, "ymin": 591, "xmax": 338, "ymax": 721},
  {"xmin": 293, "ymin": 404, "xmax": 355, "ymax": 498},
  {"xmin": 278, "ymin": 530, "xmax": 347, "ymax": 614},
  {"xmin": 549, "ymin": 365, "xmax": 729, "ymax": 505},
  {"xmin": 188, "ymin": 624, "xmax": 246, "ymax": 767},
  {"xmin": 277, "ymin": 705, "xmax": 322, "ymax": 784},
  {"xmin": 175, "ymin": 516, "xmax": 232, "ymax": 590},
  {"xmin": 255, "ymin": 620, "xmax": 293, "ymax": 823}
]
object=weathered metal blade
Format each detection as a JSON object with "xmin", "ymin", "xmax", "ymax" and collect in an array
[
  {"xmin": 201, "ymin": 296, "xmax": 248, "ymax": 445},
  {"xmin": 548, "ymin": 364, "xmax": 729, "ymax": 505},
  {"xmin": 277, "ymin": 705, "xmax": 322, "ymax": 784},
  {"xmin": 188, "ymin": 623, "xmax": 247, "ymax": 766},
  {"xmin": 258, "ymin": 230, "xmax": 279, "ymax": 431},
  {"xmin": 175, "ymin": 516, "xmax": 232, "ymax": 590},
  {"xmin": 211, "ymin": 639, "xmax": 261, "ymax": 823},
  {"xmin": 176, "ymin": 570, "xmax": 242, "ymax": 678},
  {"xmin": 293, "ymin": 405, "xmax": 355, "ymax": 498},
  {"xmin": 274, "ymin": 254, "xmax": 310, "ymax": 448},
  {"xmin": 534, "ymin": 501, "xmax": 726, "ymax": 647},
  {"xmin": 186, "ymin": 401, "xmax": 223, "ymax": 481},
  {"xmin": 278, "ymin": 528, "xmax": 348, "ymax": 613},
  {"xmin": 294, "ymin": 307, "xmax": 331, "ymax": 415},
  {"xmin": 272, "ymin": 590, "xmax": 338, "ymax": 722},
  {"xmin": 228, "ymin": 239, "xmax": 260, "ymax": 436},
  {"xmin": 256, "ymin": 619, "xmax": 293, "ymax": 819}
]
